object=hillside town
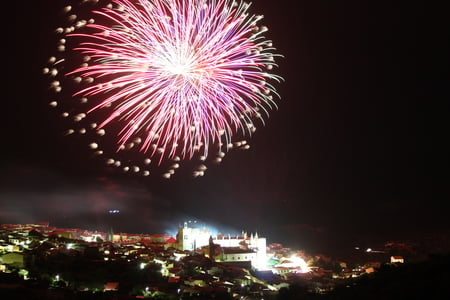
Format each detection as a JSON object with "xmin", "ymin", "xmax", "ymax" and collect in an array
[{"xmin": 0, "ymin": 222, "xmax": 446, "ymax": 299}]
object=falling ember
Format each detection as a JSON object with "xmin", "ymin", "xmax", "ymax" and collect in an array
[{"xmin": 45, "ymin": 0, "xmax": 282, "ymax": 178}]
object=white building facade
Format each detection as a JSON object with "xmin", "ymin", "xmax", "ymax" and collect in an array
[{"xmin": 176, "ymin": 223, "xmax": 267, "ymax": 270}]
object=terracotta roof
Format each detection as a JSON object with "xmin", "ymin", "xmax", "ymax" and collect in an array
[
  {"xmin": 168, "ymin": 276, "xmax": 180, "ymax": 283},
  {"xmin": 47, "ymin": 230, "xmax": 71, "ymax": 235},
  {"xmin": 166, "ymin": 237, "xmax": 177, "ymax": 243}
]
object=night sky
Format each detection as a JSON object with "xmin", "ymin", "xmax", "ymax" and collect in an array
[{"xmin": 1, "ymin": 1, "xmax": 445, "ymax": 255}]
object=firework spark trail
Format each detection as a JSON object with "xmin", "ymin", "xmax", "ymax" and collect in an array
[{"xmin": 46, "ymin": 0, "xmax": 282, "ymax": 178}]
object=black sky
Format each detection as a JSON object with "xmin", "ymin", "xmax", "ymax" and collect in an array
[{"xmin": 1, "ymin": 1, "xmax": 445, "ymax": 255}]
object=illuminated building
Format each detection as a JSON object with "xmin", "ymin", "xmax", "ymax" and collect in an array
[
  {"xmin": 176, "ymin": 222, "xmax": 211, "ymax": 251},
  {"xmin": 1, "ymin": 252, "xmax": 25, "ymax": 268},
  {"xmin": 390, "ymin": 256, "xmax": 405, "ymax": 264},
  {"xmin": 176, "ymin": 222, "xmax": 267, "ymax": 270}
]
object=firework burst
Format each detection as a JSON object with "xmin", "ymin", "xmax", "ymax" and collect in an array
[{"xmin": 45, "ymin": 0, "xmax": 282, "ymax": 178}]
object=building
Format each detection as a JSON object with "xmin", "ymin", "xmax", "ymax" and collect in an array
[
  {"xmin": 390, "ymin": 256, "xmax": 404, "ymax": 264},
  {"xmin": 220, "ymin": 247, "xmax": 256, "ymax": 264},
  {"xmin": 1, "ymin": 252, "xmax": 25, "ymax": 268},
  {"xmin": 176, "ymin": 222, "xmax": 211, "ymax": 251},
  {"xmin": 176, "ymin": 222, "xmax": 267, "ymax": 269}
]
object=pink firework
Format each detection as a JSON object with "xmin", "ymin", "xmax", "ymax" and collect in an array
[{"xmin": 45, "ymin": 0, "xmax": 282, "ymax": 178}]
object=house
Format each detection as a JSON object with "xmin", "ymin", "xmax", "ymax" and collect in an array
[
  {"xmin": 390, "ymin": 256, "xmax": 404, "ymax": 264},
  {"xmin": 47, "ymin": 230, "xmax": 73, "ymax": 239},
  {"xmin": 1, "ymin": 252, "xmax": 25, "ymax": 268}
]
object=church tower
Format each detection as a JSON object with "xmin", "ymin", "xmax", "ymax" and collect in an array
[
  {"xmin": 107, "ymin": 227, "xmax": 114, "ymax": 242},
  {"xmin": 176, "ymin": 221, "xmax": 211, "ymax": 251},
  {"xmin": 208, "ymin": 235, "xmax": 215, "ymax": 260}
]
